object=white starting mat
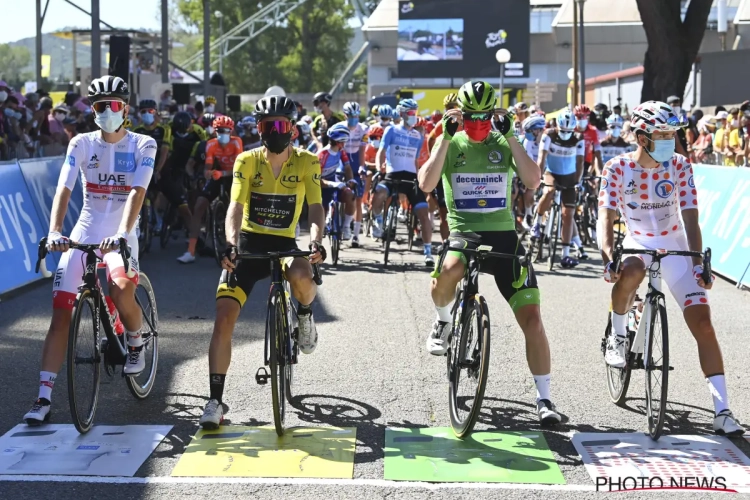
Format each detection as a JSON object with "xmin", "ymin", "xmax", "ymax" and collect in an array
[
  {"xmin": 0, "ymin": 424, "xmax": 172, "ymax": 476},
  {"xmin": 572, "ymin": 433, "xmax": 750, "ymax": 490}
]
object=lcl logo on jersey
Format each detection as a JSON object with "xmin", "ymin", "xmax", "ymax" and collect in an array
[
  {"xmin": 654, "ymin": 179, "xmax": 675, "ymax": 199},
  {"xmin": 280, "ymin": 174, "xmax": 300, "ymax": 188}
]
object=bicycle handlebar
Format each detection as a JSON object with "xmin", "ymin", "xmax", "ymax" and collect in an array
[
  {"xmin": 431, "ymin": 239, "xmax": 532, "ymax": 289},
  {"xmin": 612, "ymin": 245, "xmax": 711, "ymax": 284},
  {"xmin": 36, "ymin": 237, "xmax": 131, "ymax": 275},
  {"xmin": 229, "ymin": 249, "xmax": 323, "ymax": 287}
]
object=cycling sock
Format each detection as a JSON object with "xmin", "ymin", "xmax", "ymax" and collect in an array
[
  {"xmin": 572, "ymin": 235, "xmax": 583, "ymax": 248},
  {"xmin": 423, "ymin": 245, "xmax": 432, "ymax": 256},
  {"xmin": 298, "ymin": 303, "xmax": 312, "ymax": 316},
  {"xmin": 525, "ymin": 206, "xmax": 533, "ymax": 218},
  {"xmin": 706, "ymin": 374, "xmax": 729, "ymax": 415},
  {"xmin": 435, "ymin": 302, "xmax": 454, "ymax": 322},
  {"xmin": 533, "ymin": 213, "xmax": 541, "ymax": 226},
  {"xmin": 209, "ymin": 373, "xmax": 226, "ymax": 404},
  {"xmin": 188, "ymin": 238, "xmax": 198, "ymax": 256},
  {"xmin": 38, "ymin": 371, "xmax": 57, "ymax": 402},
  {"xmin": 562, "ymin": 243, "xmax": 570, "ymax": 258},
  {"xmin": 344, "ymin": 214, "xmax": 354, "ymax": 228},
  {"xmin": 127, "ymin": 330, "xmax": 143, "ymax": 349},
  {"xmin": 352, "ymin": 221, "xmax": 361, "ymax": 237},
  {"xmin": 612, "ymin": 312, "xmax": 628, "ymax": 337},
  {"xmin": 534, "ymin": 374, "xmax": 551, "ymax": 402},
  {"xmin": 375, "ymin": 214, "xmax": 383, "ymax": 225}
]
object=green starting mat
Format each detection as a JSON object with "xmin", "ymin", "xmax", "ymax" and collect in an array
[{"xmin": 384, "ymin": 427, "xmax": 565, "ymax": 484}]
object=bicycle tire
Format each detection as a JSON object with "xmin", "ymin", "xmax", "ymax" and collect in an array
[
  {"xmin": 448, "ymin": 294, "xmax": 491, "ymax": 438},
  {"xmin": 212, "ymin": 198, "xmax": 228, "ymax": 267},
  {"xmin": 330, "ymin": 202, "xmax": 340, "ymax": 266},
  {"xmin": 126, "ymin": 272, "xmax": 160, "ymax": 399},
  {"xmin": 645, "ymin": 299, "xmax": 669, "ymax": 440},
  {"xmin": 268, "ymin": 291, "xmax": 287, "ymax": 436},
  {"xmin": 577, "ymin": 201, "xmax": 590, "ymax": 247},
  {"xmin": 383, "ymin": 204, "xmax": 398, "ymax": 266},
  {"xmin": 138, "ymin": 205, "xmax": 152, "ymax": 257},
  {"xmin": 67, "ymin": 289, "xmax": 102, "ymax": 434},
  {"xmin": 407, "ymin": 210, "xmax": 416, "ymax": 252},
  {"xmin": 283, "ymin": 298, "xmax": 295, "ymax": 405},
  {"xmin": 159, "ymin": 204, "xmax": 174, "ymax": 249},
  {"xmin": 586, "ymin": 197, "xmax": 598, "ymax": 247},
  {"xmin": 604, "ymin": 314, "xmax": 633, "ymax": 406},
  {"xmin": 547, "ymin": 205, "xmax": 560, "ymax": 271}
]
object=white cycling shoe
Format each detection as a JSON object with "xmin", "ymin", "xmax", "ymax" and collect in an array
[
  {"xmin": 123, "ymin": 347, "xmax": 145, "ymax": 375},
  {"xmin": 200, "ymin": 399, "xmax": 226, "ymax": 430},
  {"xmin": 24, "ymin": 399, "xmax": 51, "ymax": 426},
  {"xmin": 426, "ymin": 320, "xmax": 450, "ymax": 356},
  {"xmin": 298, "ymin": 311, "xmax": 318, "ymax": 354},
  {"xmin": 177, "ymin": 252, "xmax": 196, "ymax": 264},
  {"xmin": 714, "ymin": 410, "xmax": 745, "ymax": 436},
  {"xmin": 604, "ymin": 334, "xmax": 628, "ymax": 368}
]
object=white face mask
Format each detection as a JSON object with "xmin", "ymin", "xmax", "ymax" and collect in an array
[
  {"xmin": 672, "ymin": 106, "xmax": 681, "ymax": 115},
  {"xmin": 732, "ymin": 119, "xmax": 739, "ymax": 128},
  {"xmin": 405, "ymin": 115, "xmax": 418, "ymax": 127},
  {"xmin": 0, "ymin": 91, "xmax": 7, "ymax": 102},
  {"xmin": 206, "ymin": 126, "xmax": 215, "ymax": 135},
  {"xmin": 371, "ymin": 139, "xmax": 381, "ymax": 149},
  {"xmin": 205, "ymin": 104, "xmax": 215, "ymax": 113},
  {"xmin": 610, "ymin": 127, "xmax": 621, "ymax": 138},
  {"xmin": 94, "ymin": 108, "xmax": 125, "ymax": 133},
  {"xmin": 54, "ymin": 112, "xmax": 66, "ymax": 122}
]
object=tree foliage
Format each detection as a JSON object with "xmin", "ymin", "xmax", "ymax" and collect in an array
[
  {"xmin": 176, "ymin": 0, "xmax": 355, "ymax": 93},
  {"xmin": 636, "ymin": 0, "xmax": 712, "ymax": 102},
  {"xmin": 0, "ymin": 44, "xmax": 32, "ymax": 86}
]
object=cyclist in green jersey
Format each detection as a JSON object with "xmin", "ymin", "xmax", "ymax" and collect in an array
[{"xmin": 418, "ymin": 80, "xmax": 561, "ymax": 425}]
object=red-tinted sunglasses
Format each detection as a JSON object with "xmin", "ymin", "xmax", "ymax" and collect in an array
[
  {"xmin": 259, "ymin": 120, "xmax": 293, "ymax": 134},
  {"xmin": 404, "ymin": 110, "xmax": 418, "ymax": 116},
  {"xmin": 92, "ymin": 100, "xmax": 127, "ymax": 113},
  {"xmin": 139, "ymin": 108, "xmax": 156, "ymax": 115}
]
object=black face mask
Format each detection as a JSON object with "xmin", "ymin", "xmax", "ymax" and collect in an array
[{"xmin": 262, "ymin": 131, "xmax": 293, "ymax": 154}]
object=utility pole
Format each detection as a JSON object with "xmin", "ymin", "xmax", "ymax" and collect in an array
[
  {"xmin": 203, "ymin": 0, "xmax": 211, "ymax": 98},
  {"xmin": 572, "ymin": 2, "xmax": 578, "ymax": 107},
  {"xmin": 91, "ymin": 0, "xmax": 101, "ymax": 79},
  {"xmin": 161, "ymin": 0, "xmax": 169, "ymax": 83}
]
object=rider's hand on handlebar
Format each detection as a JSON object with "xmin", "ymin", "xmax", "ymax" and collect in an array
[
  {"xmin": 222, "ymin": 245, "xmax": 237, "ymax": 271},
  {"xmin": 309, "ymin": 241, "xmax": 326, "ymax": 264},
  {"xmin": 693, "ymin": 264, "xmax": 714, "ymax": 290},
  {"xmin": 47, "ymin": 231, "xmax": 70, "ymax": 253},
  {"xmin": 100, "ymin": 231, "xmax": 127, "ymax": 254},
  {"xmin": 603, "ymin": 261, "xmax": 620, "ymax": 283}
]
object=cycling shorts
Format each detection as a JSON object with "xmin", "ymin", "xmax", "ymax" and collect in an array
[
  {"xmin": 216, "ymin": 232, "xmax": 301, "ymax": 308},
  {"xmin": 434, "ymin": 178, "xmax": 447, "ymax": 209},
  {"xmin": 157, "ymin": 168, "xmax": 188, "ymax": 207},
  {"xmin": 200, "ymin": 177, "xmax": 232, "ymax": 202},
  {"xmin": 52, "ymin": 232, "xmax": 140, "ymax": 310},
  {"xmin": 445, "ymin": 231, "xmax": 539, "ymax": 313},
  {"xmin": 622, "ymin": 231, "xmax": 708, "ymax": 311},
  {"xmin": 545, "ymin": 171, "xmax": 577, "ymax": 207},
  {"xmin": 377, "ymin": 171, "xmax": 427, "ymax": 209}
]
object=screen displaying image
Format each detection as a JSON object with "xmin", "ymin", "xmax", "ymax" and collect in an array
[{"xmin": 397, "ymin": 19, "xmax": 464, "ymax": 61}]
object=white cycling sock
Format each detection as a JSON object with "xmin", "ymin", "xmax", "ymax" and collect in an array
[
  {"xmin": 39, "ymin": 371, "xmax": 57, "ymax": 401},
  {"xmin": 533, "ymin": 212, "xmax": 541, "ymax": 226},
  {"xmin": 435, "ymin": 302, "xmax": 454, "ymax": 323},
  {"xmin": 127, "ymin": 330, "xmax": 143, "ymax": 348},
  {"xmin": 572, "ymin": 235, "xmax": 583, "ymax": 248},
  {"xmin": 534, "ymin": 374, "xmax": 551, "ymax": 402},
  {"xmin": 525, "ymin": 206, "xmax": 532, "ymax": 218},
  {"xmin": 612, "ymin": 312, "xmax": 628, "ymax": 337},
  {"xmin": 562, "ymin": 244, "xmax": 570, "ymax": 258},
  {"xmin": 343, "ymin": 214, "xmax": 353, "ymax": 228},
  {"xmin": 707, "ymin": 374, "xmax": 729, "ymax": 415},
  {"xmin": 352, "ymin": 221, "xmax": 361, "ymax": 238}
]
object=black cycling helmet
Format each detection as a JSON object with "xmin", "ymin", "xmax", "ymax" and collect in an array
[
  {"xmin": 172, "ymin": 111, "xmax": 192, "ymax": 134},
  {"xmin": 255, "ymin": 95, "xmax": 297, "ymax": 119},
  {"xmin": 313, "ymin": 92, "xmax": 332, "ymax": 106},
  {"xmin": 87, "ymin": 75, "xmax": 129, "ymax": 103},
  {"xmin": 200, "ymin": 112, "xmax": 216, "ymax": 128},
  {"xmin": 139, "ymin": 99, "xmax": 157, "ymax": 109}
]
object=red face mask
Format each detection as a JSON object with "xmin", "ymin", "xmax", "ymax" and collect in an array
[{"xmin": 463, "ymin": 120, "xmax": 492, "ymax": 142}]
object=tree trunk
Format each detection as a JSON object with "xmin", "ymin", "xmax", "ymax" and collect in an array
[{"xmin": 636, "ymin": 0, "xmax": 712, "ymax": 103}]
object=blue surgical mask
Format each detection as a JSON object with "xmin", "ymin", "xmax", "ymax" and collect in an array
[
  {"xmin": 347, "ymin": 117, "xmax": 359, "ymax": 127},
  {"xmin": 646, "ymin": 137, "xmax": 674, "ymax": 163},
  {"xmin": 141, "ymin": 113, "xmax": 155, "ymax": 125},
  {"xmin": 578, "ymin": 119, "xmax": 589, "ymax": 128},
  {"xmin": 405, "ymin": 115, "xmax": 417, "ymax": 127},
  {"xmin": 218, "ymin": 133, "xmax": 230, "ymax": 145},
  {"xmin": 94, "ymin": 108, "xmax": 125, "ymax": 133},
  {"xmin": 611, "ymin": 127, "xmax": 621, "ymax": 138},
  {"xmin": 524, "ymin": 131, "xmax": 535, "ymax": 141},
  {"xmin": 559, "ymin": 130, "xmax": 573, "ymax": 140}
]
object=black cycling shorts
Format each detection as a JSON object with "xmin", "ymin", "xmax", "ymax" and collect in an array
[
  {"xmin": 378, "ymin": 171, "xmax": 427, "ymax": 209},
  {"xmin": 157, "ymin": 168, "xmax": 188, "ymax": 207},
  {"xmin": 216, "ymin": 232, "xmax": 300, "ymax": 308},
  {"xmin": 446, "ymin": 231, "xmax": 539, "ymax": 311},
  {"xmin": 545, "ymin": 172, "xmax": 577, "ymax": 207},
  {"xmin": 434, "ymin": 178, "xmax": 447, "ymax": 209},
  {"xmin": 200, "ymin": 177, "xmax": 232, "ymax": 202}
]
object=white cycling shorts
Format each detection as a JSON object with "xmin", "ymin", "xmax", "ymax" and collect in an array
[{"xmin": 622, "ymin": 231, "xmax": 708, "ymax": 311}]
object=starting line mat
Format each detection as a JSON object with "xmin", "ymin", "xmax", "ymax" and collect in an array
[
  {"xmin": 572, "ymin": 433, "xmax": 750, "ymax": 489},
  {"xmin": 0, "ymin": 424, "xmax": 172, "ymax": 476},
  {"xmin": 171, "ymin": 426, "xmax": 356, "ymax": 478},
  {"xmin": 384, "ymin": 427, "xmax": 565, "ymax": 484}
]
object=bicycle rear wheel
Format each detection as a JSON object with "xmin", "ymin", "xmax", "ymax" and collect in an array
[
  {"xmin": 268, "ymin": 290, "xmax": 287, "ymax": 436},
  {"xmin": 547, "ymin": 206, "xmax": 560, "ymax": 271},
  {"xmin": 448, "ymin": 294, "xmax": 491, "ymax": 438},
  {"xmin": 645, "ymin": 299, "xmax": 669, "ymax": 440},
  {"xmin": 383, "ymin": 204, "xmax": 398, "ymax": 266},
  {"xmin": 159, "ymin": 204, "xmax": 174, "ymax": 249},
  {"xmin": 126, "ymin": 272, "xmax": 160, "ymax": 399},
  {"xmin": 212, "ymin": 198, "xmax": 228, "ymax": 267},
  {"xmin": 67, "ymin": 289, "xmax": 102, "ymax": 434},
  {"xmin": 138, "ymin": 204, "xmax": 152, "ymax": 257},
  {"xmin": 330, "ymin": 203, "xmax": 341, "ymax": 266},
  {"xmin": 603, "ymin": 313, "xmax": 632, "ymax": 406},
  {"xmin": 407, "ymin": 210, "xmax": 416, "ymax": 252}
]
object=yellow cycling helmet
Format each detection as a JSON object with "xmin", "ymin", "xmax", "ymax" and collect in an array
[
  {"xmin": 443, "ymin": 93, "xmax": 458, "ymax": 108},
  {"xmin": 371, "ymin": 105, "xmax": 379, "ymax": 117},
  {"xmin": 205, "ymin": 95, "xmax": 217, "ymax": 105}
]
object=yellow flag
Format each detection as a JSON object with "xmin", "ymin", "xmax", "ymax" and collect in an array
[{"xmin": 41, "ymin": 55, "xmax": 51, "ymax": 78}]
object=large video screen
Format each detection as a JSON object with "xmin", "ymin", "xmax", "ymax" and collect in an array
[{"xmin": 397, "ymin": 0, "xmax": 530, "ymax": 79}]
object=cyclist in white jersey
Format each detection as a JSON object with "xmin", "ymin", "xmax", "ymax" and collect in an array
[
  {"xmin": 516, "ymin": 114, "xmax": 545, "ymax": 229},
  {"xmin": 598, "ymin": 100, "xmax": 744, "ymax": 436},
  {"xmin": 23, "ymin": 76, "xmax": 156, "ymax": 426},
  {"xmin": 342, "ymin": 102, "xmax": 369, "ymax": 247}
]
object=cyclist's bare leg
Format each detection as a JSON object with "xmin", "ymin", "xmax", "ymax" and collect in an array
[
  {"xmin": 39, "ymin": 309, "xmax": 73, "ymax": 373},
  {"xmin": 415, "ymin": 205, "xmax": 432, "ymax": 245},
  {"xmin": 534, "ymin": 174, "xmax": 556, "ymax": 221},
  {"xmin": 109, "ymin": 277, "xmax": 141, "ymax": 332},
  {"xmin": 561, "ymin": 205, "xmax": 575, "ymax": 245},
  {"xmin": 370, "ymin": 187, "xmax": 388, "ymax": 216},
  {"xmin": 342, "ymin": 187, "xmax": 356, "ymax": 216},
  {"xmin": 208, "ymin": 298, "xmax": 241, "ymax": 373},
  {"xmin": 683, "ymin": 304, "xmax": 724, "ymax": 376},
  {"xmin": 431, "ymin": 255, "xmax": 465, "ymax": 307},
  {"xmin": 514, "ymin": 304, "xmax": 551, "ymax": 375},
  {"xmin": 287, "ymin": 257, "xmax": 317, "ymax": 305},
  {"xmin": 177, "ymin": 203, "xmax": 192, "ymax": 228},
  {"xmin": 439, "ymin": 207, "xmax": 449, "ymax": 241},
  {"xmin": 611, "ymin": 256, "xmax": 645, "ymax": 314}
]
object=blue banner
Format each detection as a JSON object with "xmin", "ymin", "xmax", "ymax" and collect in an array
[
  {"xmin": 0, "ymin": 161, "xmax": 55, "ymax": 295},
  {"xmin": 693, "ymin": 165, "xmax": 750, "ymax": 287}
]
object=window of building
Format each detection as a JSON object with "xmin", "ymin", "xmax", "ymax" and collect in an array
[{"xmin": 530, "ymin": 7, "xmax": 560, "ymax": 34}]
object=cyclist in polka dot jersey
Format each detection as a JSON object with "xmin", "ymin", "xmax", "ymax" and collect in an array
[{"xmin": 597, "ymin": 101, "xmax": 744, "ymax": 437}]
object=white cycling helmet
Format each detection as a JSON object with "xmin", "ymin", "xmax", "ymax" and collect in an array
[
  {"xmin": 606, "ymin": 114, "xmax": 624, "ymax": 128},
  {"xmin": 630, "ymin": 100, "xmax": 682, "ymax": 133},
  {"xmin": 522, "ymin": 115, "xmax": 546, "ymax": 132},
  {"xmin": 557, "ymin": 109, "xmax": 577, "ymax": 131},
  {"xmin": 297, "ymin": 120, "xmax": 311, "ymax": 135},
  {"xmin": 342, "ymin": 101, "xmax": 361, "ymax": 117}
]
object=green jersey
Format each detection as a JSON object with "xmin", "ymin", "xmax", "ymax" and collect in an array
[{"xmin": 438, "ymin": 131, "xmax": 517, "ymax": 232}]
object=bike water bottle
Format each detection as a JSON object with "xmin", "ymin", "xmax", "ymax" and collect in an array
[{"xmin": 105, "ymin": 296, "xmax": 126, "ymax": 335}]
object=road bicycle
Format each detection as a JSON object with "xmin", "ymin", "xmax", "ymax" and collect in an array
[
  {"xmin": 602, "ymin": 245, "xmax": 711, "ymax": 440},
  {"xmin": 228, "ymin": 250, "xmax": 322, "ymax": 436},
  {"xmin": 530, "ymin": 183, "xmax": 575, "ymax": 270},
  {"xmin": 209, "ymin": 174, "xmax": 232, "ymax": 267},
  {"xmin": 326, "ymin": 180, "xmax": 357, "ymax": 266},
  {"xmin": 35, "ymin": 237, "xmax": 159, "ymax": 434},
  {"xmin": 432, "ymin": 237, "xmax": 535, "ymax": 438},
  {"xmin": 575, "ymin": 175, "xmax": 599, "ymax": 247},
  {"xmin": 381, "ymin": 178, "xmax": 416, "ymax": 267}
]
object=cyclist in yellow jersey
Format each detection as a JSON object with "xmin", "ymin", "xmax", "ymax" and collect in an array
[{"xmin": 200, "ymin": 95, "xmax": 326, "ymax": 429}]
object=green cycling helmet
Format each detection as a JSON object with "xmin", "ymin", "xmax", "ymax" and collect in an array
[{"xmin": 457, "ymin": 80, "xmax": 496, "ymax": 113}]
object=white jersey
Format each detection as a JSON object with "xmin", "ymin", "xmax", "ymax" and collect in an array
[
  {"xmin": 59, "ymin": 131, "xmax": 156, "ymax": 243},
  {"xmin": 523, "ymin": 137, "xmax": 541, "ymax": 164},
  {"xmin": 344, "ymin": 122, "xmax": 368, "ymax": 155}
]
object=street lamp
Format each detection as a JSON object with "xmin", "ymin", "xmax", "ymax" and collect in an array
[
  {"xmin": 215, "ymin": 10, "xmax": 224, "ymax": 74},
  {"xmin": 576, "ymin": 0, "xmax": 587, "ymax": 106},
  {"xmin": 495, "ymin": 48, "xmax": 511, "ymax": 108},
  {"xmin": 567, "ymin": 67, "xmax": 576, "ymax": 108}
]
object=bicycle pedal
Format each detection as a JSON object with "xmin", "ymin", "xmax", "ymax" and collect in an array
[
  {"xmin": 668, "ymin": 366, "xmax": 674, "ymax": 371},
  {"xmin": 255, "ymin": 367, "xmax": 270, "ymax": 385}
]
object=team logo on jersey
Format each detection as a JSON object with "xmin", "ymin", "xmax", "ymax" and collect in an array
[
  {"xmin": 688, "ymin": 176, "xmax": 695, "ymax": 188},
  {"xmin": 280, "ymin": 174, "xmax": 301, "ymax": 188},
  {"xmin": 66, "ymin": 155, "xmax": 76, "ymax": 167},
  {"xmin": 627, "ymin": 201, "xmax": 639, "ymax": 210},
  {"xmin": 141, "ymin": 157, "xmax": 155, "ymax": 168},
  {"xmin": 654, "ymin": 179, "xmax": 675, "ymax": 199},
  {"xmin": 625, "ymin": 179, "xmax": 637, "ymax": 195},
  {"xmin": 114, "ymin": 152, "xmax": 136, "ymax": 172},
  {"xmin": 488, "ymin": 150, "xmax": 503, "ymax": 163},
  {"xmin": 86, "ymin": 154, "xmax": 99, "ymax": 169}
]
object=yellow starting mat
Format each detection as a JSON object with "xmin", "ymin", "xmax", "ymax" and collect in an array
[{"xmin": 171, "ymin": 426, "xmax": 357, "ymax": 478}]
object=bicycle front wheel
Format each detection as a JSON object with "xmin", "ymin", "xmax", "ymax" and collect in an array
[
  {"xmin": 645, "ymin": 299, "xmax": 669, "ymax": 440},
  {"xmin": 448, "ymin": 294, "xmax": 491, "ymax": 438},
  {"xmin": 268, "ymin": 290, "xmax": 287, "ymax": 436},
  {"xmin": 547, "ymin": 206, "xmax": 560, "ymax": 271},
  {"xmin": 126, "ymin": 272, "xmax": 160, "ymax": 399},
  {"xmin": 604, "ymin": 313, "xmax": 632, "ymax": 406},
  {"xmin": 407, "ymin": 210, "xmax": 415, "ymax": 252},
  {"xmin": 212, "ymin": 198, "xmax": 228, "ymax": 267},
  {"xmin": 138, "ymin": 204, "xmax": 152, "ymax": 257},
  {"xmin": 67, "ymin": 289, "xmax": 102, "ymax": 434},
  {"xmin": 383, "ymin": 204, "xmax": 398, "ymax": 266}
]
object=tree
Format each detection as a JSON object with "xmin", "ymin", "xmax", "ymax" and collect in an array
[
  {"xmin": 636, "ymin": 0, "xmax": 712, "ymax": 102},
  {"xmin": 176, "ymin": 0, "xmax": 354, "ymax": 93},
  {"xmin": 0, "ymin": 44, "xmax": 32, "ymax": 86}
]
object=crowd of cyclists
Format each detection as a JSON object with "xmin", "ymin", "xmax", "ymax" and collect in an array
[{"xmin": 18, "ymin": 74, "xmax": 745, "ymax": 439}]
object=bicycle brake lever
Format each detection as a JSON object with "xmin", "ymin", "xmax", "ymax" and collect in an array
[
  {"xmin": 312, "ymin": 263, "xmax": 323, "ymax": 286},
  {"xmin": 36, "ymin": 237, "xmax": 48, "ymax": 273},
  {"xmin": 118, "ymin": 237, "xmax": 130, "ymax": 275}
]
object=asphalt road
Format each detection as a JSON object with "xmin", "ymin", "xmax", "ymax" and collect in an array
[{"xmin": 1, "ymin": 226, "xmax": 749, "ymax": 499}]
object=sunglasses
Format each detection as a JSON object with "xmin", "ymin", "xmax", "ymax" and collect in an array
[
  {"xmin": 403, "ymin": 110, "xmax": 418, "ymax": 116},
  {"xmin": 92, "ymin": 100, "xmax": 126, "ymax": 113},
  {"xmin": 462, "ymin": 112, "xmax": 493, "ymax": 122},
  {"xmin": 139, "ymin": 109, "xmax": 156, "ymax": 115},
  {"xmin": 216, "ymin": 128, "xmax": 232, "ymax": 134},
  {"xmin": 259, "ymin": 120, "xmax": 293, "ymax": 134}
]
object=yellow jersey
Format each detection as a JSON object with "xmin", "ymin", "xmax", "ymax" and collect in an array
[{"xmin": 231, "ymin": 147, "xmax": 323, "ymax": 238}]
